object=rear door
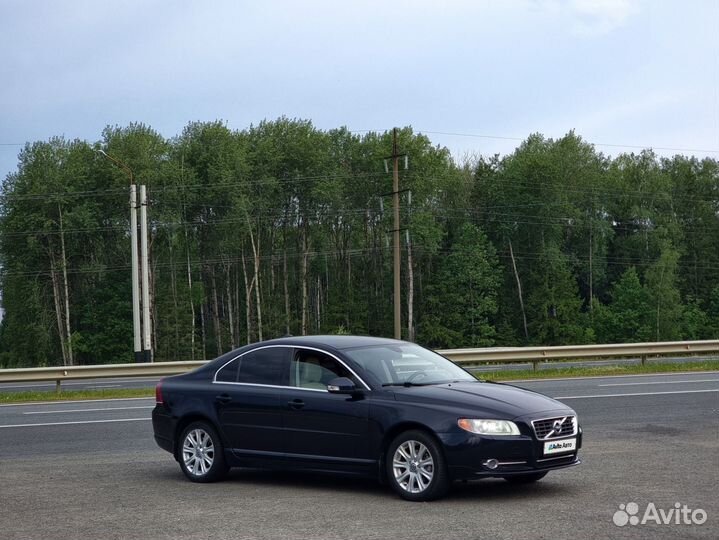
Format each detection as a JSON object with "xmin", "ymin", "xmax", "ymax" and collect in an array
[
  {"xmin": 281, "ymin": 347, "xmax": 371, "ymax": 464},
  {"xmin": 213, "ymin": 346, "xmax": 290, "ymax": 456}
]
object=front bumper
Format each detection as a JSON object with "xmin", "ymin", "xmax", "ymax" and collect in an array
[{"xmin": 439, "ymin": 426, "xmax": 583, "ymax": 480}]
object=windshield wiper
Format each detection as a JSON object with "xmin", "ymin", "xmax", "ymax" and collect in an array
[{"xmin": 381, "ymin": 382, "xmax": 428, "ymax": 387}]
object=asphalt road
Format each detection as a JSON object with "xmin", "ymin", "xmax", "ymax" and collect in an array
[{"xmin": 1, "ymin": 372, "xmax": 717, "ymax": 539}]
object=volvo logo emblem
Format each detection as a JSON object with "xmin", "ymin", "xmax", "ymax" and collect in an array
[{"xmin": 553, "ymin": 420, "xmax": 563, "ymax": 434}]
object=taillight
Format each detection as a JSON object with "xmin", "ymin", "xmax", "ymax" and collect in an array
[{"xmin": 155, "ymin": 379, "xmax": 164, "ymax": 404}]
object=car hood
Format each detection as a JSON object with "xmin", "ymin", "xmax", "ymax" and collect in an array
[{"xmin": 391, "ymin": 381, "xmax": 572, "ymax": 419}]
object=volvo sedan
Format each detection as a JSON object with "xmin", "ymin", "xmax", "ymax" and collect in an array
[{"xmin": 152, "ymin": 335, "xmax": 582, "ymax": 501}]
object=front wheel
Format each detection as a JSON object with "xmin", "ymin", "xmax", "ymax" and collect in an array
[
  {"xmin": 386, "ymin": 430, "xmax": 450, "ymax": 501},
  {"xmin": 178, "ymin": 421, "xmax": 228, "ymax": 483},
  {"xmin": 503, "ymin": 471, "xmax": 548, "ymax": 484}
]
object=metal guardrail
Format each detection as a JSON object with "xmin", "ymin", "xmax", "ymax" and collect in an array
[
  {"xmin": 0, "ymin": 340, "xmax": 718, "ymax": 391},
  {"xmin": 0, "ymin": 361, "xmax": 206, "ymax": 391},
  {"xmin": 441, "ymin": 339, "xmax": 719, "ymax": 365}
]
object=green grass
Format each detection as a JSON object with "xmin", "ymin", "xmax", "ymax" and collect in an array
[
  {"xmin": 475, "ymin": 359, "xmax": 719, "ymax": 381},
  {"xmin": 0, "ymin": 387, "xmax": 153, "ymax": 404}
]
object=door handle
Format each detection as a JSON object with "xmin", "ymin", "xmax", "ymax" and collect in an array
[
  {"xmin": 215, "ymin": 394, "xmax": 232, "ymax": 404},
  {"xmin": 288, "ymin": 399, "xmax": 305, "ymax": 410}
]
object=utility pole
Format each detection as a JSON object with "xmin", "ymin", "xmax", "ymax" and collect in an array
[
  {"xmin": 384, "ymin": 129, "xmax": 407, "ymax": 340},
  {"xmin": 392, "ymin": 129, "xmax": 401, "ymax": 339},
  {"xmin": 99, "ymin": 150, "xmax": 143, "ymax": 363},
  {"xmin": 140, "ymin": 185, "xmax": 153, "ymax": 362}
]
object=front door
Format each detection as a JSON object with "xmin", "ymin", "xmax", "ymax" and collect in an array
[{"xmin": 281, "ymin": 348, "xmax": 370, "ymax": 465}]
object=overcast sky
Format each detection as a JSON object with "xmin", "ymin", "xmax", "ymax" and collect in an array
[{"xmin": 1, "ymin": 0, "xmax": 717, "ymax": 179}]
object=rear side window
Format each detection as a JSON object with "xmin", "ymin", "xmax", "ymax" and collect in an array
[
  {"xmin": 215, "ymin": 347, "xmax": 289, "ymax": 385},
  {"xmin": 215, "ymin": 358, "xmax": 239, "ymax": 382},
  {"xmin": 238, "ymin": 347, "xmax": 289, "ymax": 386}
]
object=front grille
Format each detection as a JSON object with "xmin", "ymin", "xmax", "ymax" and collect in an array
[{"xmin": 531, "ymin": 416, "xmax": 576, "ymax": 440}]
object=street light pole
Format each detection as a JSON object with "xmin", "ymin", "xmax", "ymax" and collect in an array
[{"xmin": 98, "ymin": 150, "xmax": 143, "ymax": 363}]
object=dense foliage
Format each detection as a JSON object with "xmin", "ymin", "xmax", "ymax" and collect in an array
[{"xmin": 1, "ymin": 120, "xmax": 717, "ymax": 367}]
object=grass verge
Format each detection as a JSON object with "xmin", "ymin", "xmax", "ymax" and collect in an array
[
  {"xmin": 0, "ymin": 387, "xmax": 154, "ymax": 404},
  {"xmin": 475, "ymin": 359, "xmax": 719, "ymax": 381}
]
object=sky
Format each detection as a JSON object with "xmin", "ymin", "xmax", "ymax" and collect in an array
[{"xmin": 0, "ymin": 0, "xmax": 717, "ymax": 179}]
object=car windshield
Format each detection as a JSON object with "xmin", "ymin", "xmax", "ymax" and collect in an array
[{"xmin": 344, "ymin": 344, "xmax": 477, "ymax": 387}]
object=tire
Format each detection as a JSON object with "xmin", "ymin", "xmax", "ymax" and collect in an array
[
  {"xmin": 178, "ymin": 421, "xmax": 228, "ymax": 483},
  {"xmin": 503, "ymin": 471, "xmax": 548, "ymax": 484},
  {"xmin": 386, "ymin": 430, "xmax": 450, "ymax": 501}
]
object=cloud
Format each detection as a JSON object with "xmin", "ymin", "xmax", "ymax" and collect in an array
[{"xmin": 569, "ymin": 0, "xmax": 639, "ymax": 36}]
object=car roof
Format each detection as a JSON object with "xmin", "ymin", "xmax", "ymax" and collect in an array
[{"xmin": 254, "ymin": 334, "xmax": 405, "ymax": 351}]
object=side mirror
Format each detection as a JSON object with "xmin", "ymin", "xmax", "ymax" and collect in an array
[{"xmin": 327, "ymin": 377, "xmax": 356, "ymax": 394}]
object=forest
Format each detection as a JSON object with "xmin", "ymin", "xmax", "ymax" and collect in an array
[{"xmin": 1, "ymin": 118, "xmax": 717, "ymax": 367}]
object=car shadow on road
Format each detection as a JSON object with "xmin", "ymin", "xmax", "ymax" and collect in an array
[
  {"xmin": 448, "ymin": 477, "xmax": 580, "ymax": 501},
  {"xmin": 228, "ymin": 468, "xmax": 389, "ymax": 495},
  {"xmin": 149, "ymin": 464, "xmax": 578, "ymax": 502}
]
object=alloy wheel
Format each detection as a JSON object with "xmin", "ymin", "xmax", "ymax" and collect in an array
[
  {"xmin": 392, "ymin": 439, "xmax": 435, "ymax": 493},
  {"xmin": 182, "ymin": 428, "xmax": 215, "ymax": 476}
]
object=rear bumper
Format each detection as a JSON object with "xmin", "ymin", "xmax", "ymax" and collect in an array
[
  {"xmin": 439, "ymin": 427, "xmax": 583, "ymax": 480},
  {"xmin": 152, "ymin": 405, "xmax": 175, "ymax": 455}
]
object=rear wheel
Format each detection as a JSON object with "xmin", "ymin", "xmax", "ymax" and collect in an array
[
  {"xmin": 386, "ymin": 430, "xmax": 450, "ymax": 501},
  {"xmin": 503, "ymin": 471, "xmax": 548, "ymax": 484},
  {"xmin": 178, "ymin": 421, "xmax": 228, "ymax": 483}
]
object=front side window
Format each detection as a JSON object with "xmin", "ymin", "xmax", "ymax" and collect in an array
[
  {"xmin": 344, "ymin": 344, "xmax": 476, "ymax": 386},
  {"xmin": 215, "ymin": 347, "xmax": 289, "ymax": 386},
  {"xmin": 290, "ymin": 349, "xmax": 357, "ymax": 390}
]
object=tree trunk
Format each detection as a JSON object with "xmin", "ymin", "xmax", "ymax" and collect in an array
[
  {"xmin": 150, "ymin": 251, "xmax": 157, "ymax": 361},
  {"xmin": 209, "ymin": 266, "xmax": 223, "ymax": 354},
  {"xmin": 246, "ymin": 218, "xmax": 263, "ymax": 342},
  {"xmin": 588, "ymin": 207, "xmax": 593, "ymax": 314},
  {"xmin": 200, "ymin": 301, "xmax": 207, "ymax": 360},
  {"xmin": 169, "ymin": 236, "xmax": 179, "ymax": 359},
  {"xmin": 234, "ymin": 264, "xmax": 241, "ymax": 344},
  {"xmin": 316, "ymin": 275, "xmax": 321, "ymax": 332},
  {"xmin": 241, "ymin": 249, "xmax": 254, "ymax": 343},
  {"xmin": 509, "ymin": 239, "xmax": 529, "ymax": 340},
  {"xmin": 283, "ymin": 249, "xmax": 290, "ymax": 335},
  {"xmin": 406, "ymin": 230, "xmax": 415, "ymax": 342},
  {"xmin": 58, "ymin": 205, "xmax": 74, "ymax": 365},
  {"xmin": 301, "ymin": 225, "xmax": 309, "ymax": 335},
  {"xmin": 48, "ymin": 241, "xmax": 68, "ymax": 366},
  {"xmin": 225, "ymin": 262, "xmax": 236, "ymax": 349},
  {"xmin": 346, "ymin": 249, "xmax": 352, "ymax": 329},
  {"xmin": 184, "ymin": 231, "xmax": 196, "ymax": 361},
  {"xmin": 253, "ymin": 236, "xmax": 263, "ymax": 342}
]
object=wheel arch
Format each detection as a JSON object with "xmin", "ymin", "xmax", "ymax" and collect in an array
[
  {"xmin": 377, "ymin": 421, "xmax": 443, "ymax": 482},
  {"xmin": 173, "ymin": 413, "xmax": 222, "ymax": 461}
]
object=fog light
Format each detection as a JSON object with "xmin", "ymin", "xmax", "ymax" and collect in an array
[{"xmin": 482, "ymin": 459, "xmax": 498, "ymax": 470}]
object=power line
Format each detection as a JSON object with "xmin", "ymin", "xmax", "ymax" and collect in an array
[{"xmin": 6, "ymin": 240, "xmax": 719, "ymax": 279}]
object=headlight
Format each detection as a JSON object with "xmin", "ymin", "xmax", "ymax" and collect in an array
[{"xmin": 457, "ymin": 418, "xmax": 520, "ymax": 436}]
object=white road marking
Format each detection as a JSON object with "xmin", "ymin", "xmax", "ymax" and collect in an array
[
  {"xmin": 23, "ymin": 406, "xmax": 154, "ymax": 415},
  {"xmin": 0, "ymin": 378, "xmax": 160, "ymax": 389},
  {"xmin": 0, "ymin": 397, "xmax": 154, "ymax": 408},
  {"xmin": 84, "ymin": 385, "xmax": 121, "ymax": 389},
  {"xmin": 599, "ymin": 379, "xmax": 719, "ymax": 387},
  {"xmin": 0, "ymin": 418, "xmax": 151, "ymax": 429},
  {"xmin": 555, "ymin": 389, "xmax": 719, "ymax": 399},
  {"xmin": 503, "ymin": 370, "xmax": 719, "ymax": 384}
]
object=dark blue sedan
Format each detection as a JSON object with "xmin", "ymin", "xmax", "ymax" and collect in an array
[{"xmin": 152, "ymin": 335, "xmax": 582, "ymax": 501}]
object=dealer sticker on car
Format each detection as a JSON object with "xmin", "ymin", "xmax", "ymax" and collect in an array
[{"xmin": 544, "ymin": 438, "xmax": 576, "ymax": 455}]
